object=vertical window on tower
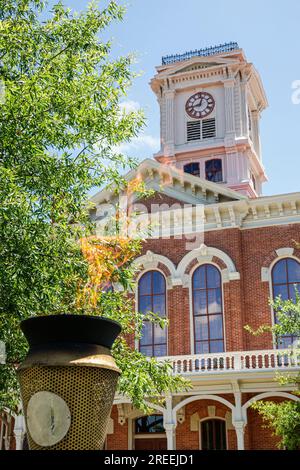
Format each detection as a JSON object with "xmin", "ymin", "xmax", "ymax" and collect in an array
[
  {"xmin": 248, "ymin": 108, "xmax": 252, "ymax": 131},
  {"xmin": 138, "ymin": 271, "xmax": 167, "ymax": 357},
  {"xmin": 205, "ymin": 159, "xmax": 223, "ymax": 183},
  {"xmin": 183, "ymin": 162, "xmax": 200, "ymax": 177}
]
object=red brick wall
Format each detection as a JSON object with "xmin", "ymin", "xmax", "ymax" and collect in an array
[
  {"xmin": 140, "ymin": 224, "xmax": 300, "ymax": 353},
  {"xmin": 106, "ymin": 406, "xmax": 128, "ymax": 450},
  {"xmin": 241, "ymin": 224, "xmax": 300, "ymax": 350},
  {"xmin": 168, "ymin": 286, "xmax": 191, "ymax": 355}
]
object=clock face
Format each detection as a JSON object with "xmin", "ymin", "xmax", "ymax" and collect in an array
[
  {"xmin": 26, "ymin": 391, "xmax": 71, "ymax": 447},
  {"xmin": 185, "ymin": 92, "xmax": 215, "ymax": 119}
]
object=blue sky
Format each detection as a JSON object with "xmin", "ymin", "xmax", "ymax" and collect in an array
[{"xmin": 51, "ymin": 0, "xmax": 299, "ymax": 196}]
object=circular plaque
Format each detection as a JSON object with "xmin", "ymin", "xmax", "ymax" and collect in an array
[{"xmin": 26, "ymin": 391, "xmax": 71, "ymax": 447}]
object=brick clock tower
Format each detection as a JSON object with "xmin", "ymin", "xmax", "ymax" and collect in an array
[{"xmin": 150, "ymin": 42, "xmax": 268, "ymax": 197}]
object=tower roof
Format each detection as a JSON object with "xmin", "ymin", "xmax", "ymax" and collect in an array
[{"xmin": 161, "ymin": 42, "xmax": 240, "ymax": 65}]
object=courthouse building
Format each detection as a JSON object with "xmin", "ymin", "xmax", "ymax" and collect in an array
[
  {"xmin": 92, "ymin": 43, "xmax": 300, "ymax": 451},
  {"xmin": 1, "ymin": 43, "xmax": 300, "ymax": 451}
]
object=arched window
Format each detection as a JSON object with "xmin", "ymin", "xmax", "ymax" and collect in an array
[
  {"xmin": 205, "ymin": 159, "xmax": 222, "ymax": 182},
  {"xmin": 201, "ymin": 419, "xmax": 227, "ymax": 450},
  {"xmin": 138, "ymin": 271, "xmax": 167, "ymax": 357},
  {"xmin": 184, "ymin": 162, "xmax": 200, "ymax": 177},
  {"xmin": 192, "ymin": 264, "xmax": 224, "ymax": 354},
  {"xmin": 272, "ymin": 258, "xmax": 300, "ymax": 348}
]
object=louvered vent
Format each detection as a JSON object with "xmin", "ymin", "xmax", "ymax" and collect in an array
[
  {"xmin": 187, "ymin": 118, "xmax": 216, "ymax": 142},
  {"xmin": 202, "ymin": 118, "xmax": 216, "ymax": 139},
  {"xmin": 187, "ymin": 121, "xmax": 201, "ymax": 141}
]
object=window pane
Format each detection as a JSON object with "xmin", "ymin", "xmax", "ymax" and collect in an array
[
  {"xmin": 205, "ymin": 160, "xmax": 222, "ymax": 183},
  {"xmin": 153, "ymin": 323, "xmax": 167, "ymax": 344},
  {"xmin": 207, "ymin": 289, "xmax": 222, "ymax": 314},
  {"xmin": 193, "ymin": 291, "xmax": 207, "ymax": 315},
  {"xmin": 273, "ymin": 284, "xmax": 289, "ymax": 301},
  {"xmin": 154, "ymin": 344, "xmax": 167, "ymax": 357},
  {"xmin": 184, "ymin": 162, "xmax": 200, "ymax": 177},
  {"xmin": 201, "ymin": 421, "xmax": 211, "ymax": 450},
  {"xmin": 194, "ymin": 316, "xmax": 208, "ymax": 340},
  {"xmin": 206, "ymin": 159, "xmax": 221, "ymax": 171},
  {"xmin": 272, "ymin": 260, "xmax": 287, "ymax": 285},
  {"xmin": 206, "ymin": 265, "xmax": 220, "ymax": 288},
  {"xmin": 139, "ymin": 295, "xmax": 152, "ymax": 314},
  {"xmin": 277, "ymin": 336, "xmax": 294, "ymax": 349},
  {"xmin": 209, "ymin": 315, "xmax": 223, "ymax": 340},
  {"xmin": 139, "ymin": 345, "xmax": 153, "ymax": 356},
  {"xmin": 209, "ymin": 340, "xmax": 224, "ymax": 353},
  {"xmin": 287, "ymin": 259, "xmax": 300, "ymax": 283},
  {"xmin": 153, "ymin": 271, "xmax": 165, "ymax": 294},
  {"xmin": 139, "ymin": 272, "xmax": 151, "ymax": 295},
  {"xmin": 153, "ymin": 295, "xmax": 165, "ymax": 317},
  {"xmin": 135, "ymin": 415, "xmax": 164, "ymax": 433},
  {"xmin": 288, "ymin": 283, "xmax": 300, "ymax": 302},
  {"xmin": 195, "ymin": 341, "xmax": 209, "ymax": 354},
  {"xmin": 193, "ymin": 266, "xmax": 206, "ymax": 289},
  {"xmin": 140, "ymin": 321, "xmax": 152, "ymax": 345}
]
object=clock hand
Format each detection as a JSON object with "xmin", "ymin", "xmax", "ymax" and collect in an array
[{"xmin": 50, "ymin": 406, "xmax": 55, "ymax": 433}]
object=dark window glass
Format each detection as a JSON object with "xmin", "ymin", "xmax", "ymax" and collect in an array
[
  {"xmin": 138, "ymin": 271, "xmax": 167, "ymax": 357},
  {"xmin": 135, "ymin": 415, "xmax": 164, "ymax": 434},
  {"xmin": 184, "ymin": 162, "xmax": 200, "ymax": 177},
  {"xmin": 192, "ymin": 265, "xmax": 224, "ymax": 353},
  {"xmin": 272, "ymin": 258, "xmax": 300, "ymax": 348},
  {"xmin": 201, "ymin": 419, "xmax": 227, "ymax": 450},
  {"xmin": 139, "ymin": 271, "xmax": 152, "ymax": 295},
  {"xmin": 287, "ymin": 259, "xmax": 300, "ymax": 283},
  {"xmin": 205, "ymin": 159, "xmax": 222, "ymax": 183}
]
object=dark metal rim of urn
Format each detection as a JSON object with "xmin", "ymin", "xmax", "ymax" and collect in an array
[{"xmin": 20, "ymin": 315, "xmax": 122, "ymax": 350}]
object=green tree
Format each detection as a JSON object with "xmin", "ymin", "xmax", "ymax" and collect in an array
[
  {"xmin": 0, "ymin": 0, "xmax": 188, "ymax": 413},
  {"xmin": 246, "ymin": 285, "xmax": 300, "ymax": 449}
]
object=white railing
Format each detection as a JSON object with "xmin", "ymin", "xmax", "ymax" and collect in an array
[{"xmin": 159, "ymin": 349, "xmax": 300, "ymax": 375}]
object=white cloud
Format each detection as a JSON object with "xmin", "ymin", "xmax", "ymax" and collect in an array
[
  {"xmin": 119, "ymin": 100, "xmax": 141, "ymax": 113},
  {"xmin": 111, "ymin": 100, "xmax": 160, "ymax": 157},
  {"xmin": 115, "ymin": 133, "xmax": 160, "ymax": 155}
]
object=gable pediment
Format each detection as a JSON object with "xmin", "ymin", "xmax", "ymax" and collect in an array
[
  {"xmin": 159, "ymin": 56, "xmax": 240, "ymax": 78},
  {"xmin": 91, "ymin": 159, "xmax": 246, "ymax": 210}
]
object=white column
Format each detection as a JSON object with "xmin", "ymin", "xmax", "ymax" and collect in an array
[
  {"xmin": 164, "ymin": 89, "xmax": 175, "ymax": 156},
  {"xmin": 251, "ymin": 110, "xmax": 261, "ymax": 159},
  {"xmin": 14, "ymin": 414, "xmax": 26, "ymax": 450},
  {"xmin": 233, "ymin": 391, "xmax": 247, "ymax": 450},
  {"xmin": 240, "ymin": 80, "xmax": 248, "ymax": 138},
  {"xmin": 163, "ymin": 395, "xmax": 176, "ymax": 450},
  {"xmin": 224, "ymin": 79, "xmax": 235, "ymax": 140},
  {"xmin": 233, "ymin": 421, "xmax": 246, "ymax": 450},
  {"xmin": 164, "ymin": 423, "xmax": 176, "ymax": 450}
]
